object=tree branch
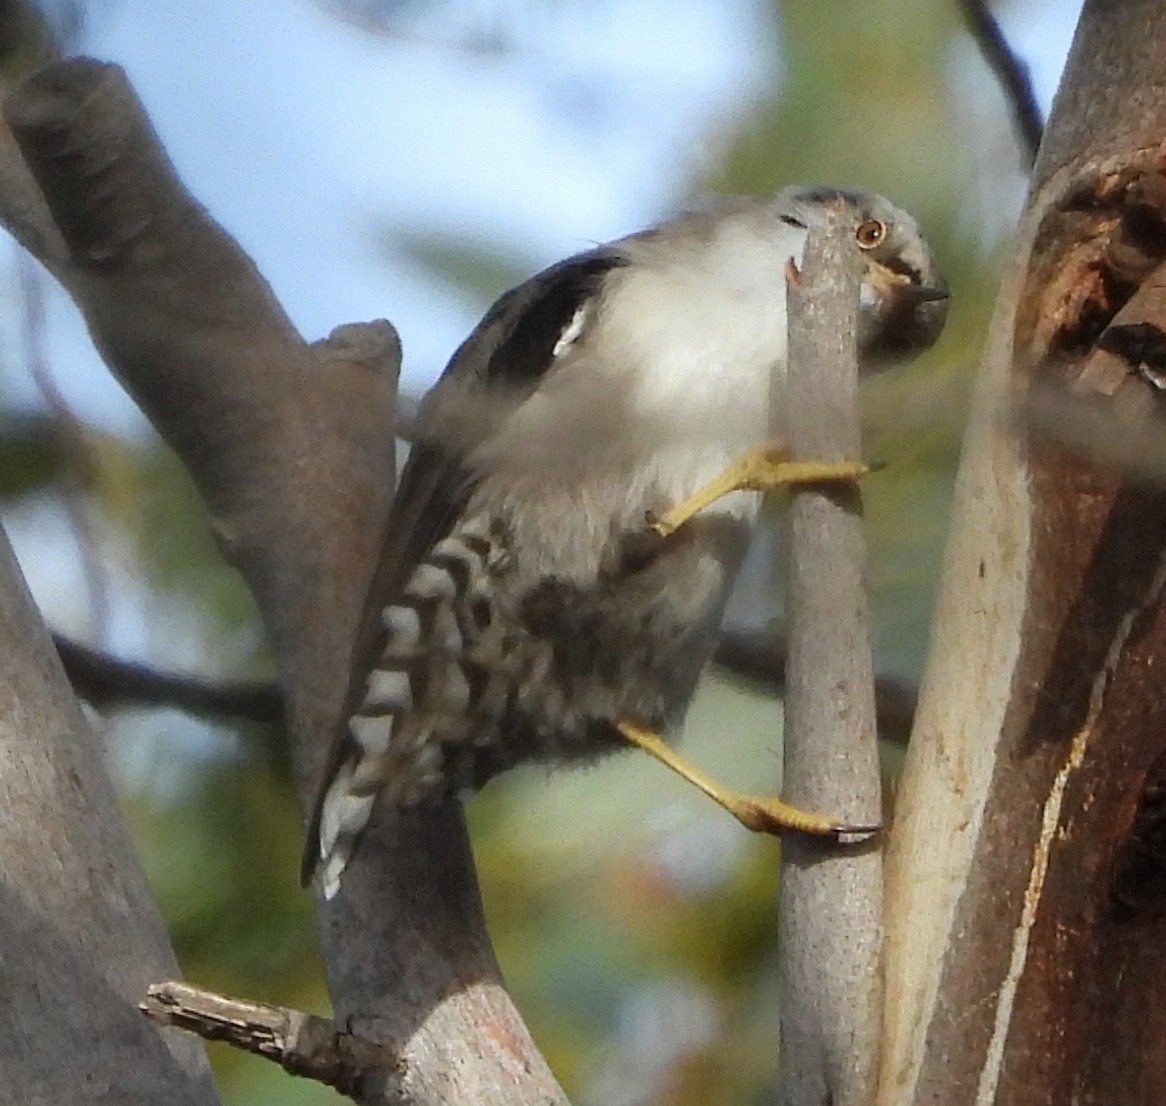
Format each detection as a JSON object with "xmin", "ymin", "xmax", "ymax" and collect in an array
[
  {"xmin": 141, "ymin": 982, "xmax": 397, "ymax": 1096},
  {"xmin": 776, "ymin": 212, "xmax": 883, "ymax": 1106},
  {"xmin": 881, "ymin": 2, "xmax": 1166, "ymax": 1102},
  {"xmin": 52, "ymin": 622, "xmax": 920, "ymax": 747},
  {"xmin": 0, "ymin": 105, "xmax": 70, "ymax": 283},
  {"xmin": 53, "ymin": 633, "xmax": 284, "ymax": 723},
  {"xmin": 957, "ymin": 0, "xmax": 1043, "ymax": 168},
  {"xmin": 0, "ymin": 520, "xmax": 220, "ymax": 1103},
  {"xmin": 2, "ymin": 57, "xmax": 568, "ymax": 1106},
  {"xmin": 713, "ymin": 628, "xmax": 917, "ymax": 744}
]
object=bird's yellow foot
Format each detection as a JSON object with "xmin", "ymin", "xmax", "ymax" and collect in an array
[
  {"xmin": 650, "ymin": 445, "xmax": 872, "ymax": 539},
  {"xmin": 616, "ymin": 720, "xmax": 879, "ymax": 837}
]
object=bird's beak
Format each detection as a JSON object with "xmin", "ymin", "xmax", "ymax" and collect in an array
[
  {"xmin": 859, "ymin": 262, "xmax": 949, "ymax": 368},
  {"xmin": 900, "ymin": 283, "xmax": 950, "ymax": 305},
  {"xmin": 867, "ymin": 260, "xmax": 949, "ymax": 306}
]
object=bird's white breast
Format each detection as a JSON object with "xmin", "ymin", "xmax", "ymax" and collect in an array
[
  {"xmin": 478, "ymin": 214, "xmax": 803, "ymax": 482},
  {"xmin": 466, "ymin": 210, "xmax": 809, "ymax": 578}
]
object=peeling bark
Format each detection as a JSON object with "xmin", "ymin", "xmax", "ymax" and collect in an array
[{"xmin": 881, "ymin": 3, "xmax": 1166, "ymax": 1103}]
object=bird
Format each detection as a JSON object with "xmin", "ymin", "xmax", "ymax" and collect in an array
[{"xmin": 302, "ymin": 186, "xmax": 948, "ymax": 898}]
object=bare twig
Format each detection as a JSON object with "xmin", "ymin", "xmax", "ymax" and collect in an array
[
  {"xmin": 958, "ymin": 0, "xmax": 1043, "ymax": 167},
  {"xmin": 53, "ymin": 633, "xmax": 283, "ymax": 723},
  {"xmin": 776, "ymin": 212, "xmax": 883, "ymax": 1106},
  {"xmin": 141, "ymin": 982, "xmax": 397, "ymax": 1097},
  {"xmin": 713, "ymin": 627, "xmax": 917, "ymax": 743}
]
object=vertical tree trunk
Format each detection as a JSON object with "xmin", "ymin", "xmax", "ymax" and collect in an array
[{"xmin": 881, "ymin": 3, "xmax": 1166, "ymax": 1102}]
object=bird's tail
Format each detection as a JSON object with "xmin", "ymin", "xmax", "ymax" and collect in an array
[
  {"xmin": 301, "ymin": 753, "xmax": 379, "ymax": 899},
  {"xmin": 301, "ymin": 528, "xmax": 501, "ymax": 897}
]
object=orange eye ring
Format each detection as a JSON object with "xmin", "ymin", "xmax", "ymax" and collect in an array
[{"xmin": 855, "ymin": 219, "xmax": 886, "ymax": 249}]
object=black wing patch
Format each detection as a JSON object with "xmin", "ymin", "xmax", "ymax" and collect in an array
[
  {"xmin": 484, "ymin": 251, "xmax": 625, "ymax": 384},
  {"xmin": 439, "ymin": 248, "xmax": 627, "ymax": 390},
  {"xmin": 300, "ymin": 247, "xmax": 626, "ymax": 886}
]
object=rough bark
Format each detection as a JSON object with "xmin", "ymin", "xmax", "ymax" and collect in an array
[
  {"xmin": 778, "ymin": 215, "xmax": 883, "ymax": 1105},
  {"xmin": 1, "ymin": 57, "xmax": 568, "ymax": 1106},
  {"xmin": 881, "ymin": 3, "xmax": 1166, "ymax": 1103}
]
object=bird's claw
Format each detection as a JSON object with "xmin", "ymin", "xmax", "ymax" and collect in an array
[
  {"xmin": 648, "ymin": 512, "xmax": 678, "ymax": 540},
  {"xmin": 728, "ymin": 795, "xmax": 880, "ymax": 839},
  {"xmin": 832, "ymin": 820, "xmax": 883, "ymax": 838},
  {"xmin": 651, "ymin": 445, "xmax": 875, "ymax": 537},
  {"xmin": 616, "ymin": 719, "xmax": 879, "ymax": 841}
]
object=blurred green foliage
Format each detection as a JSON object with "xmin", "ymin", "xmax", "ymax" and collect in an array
[
  {"xmin": 0, "ymin": 412, "xmax": 67, "ymax": 496},
  {"xmin": 0, "ymin": 1, "xmax": 1037, "ymax": 1103}
]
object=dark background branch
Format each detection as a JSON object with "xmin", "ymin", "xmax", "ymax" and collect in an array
[
  {"xmin": 958, "ymin": 0, "xmax": 1043, "ymax": 167},
  {"xmin": 52, "ymin": 623, "xmax": 918, "ymax": 747},
  {"xmin": 713, "ymin": 629, "xmax": 917, "ymax": 744},
  {"xmin": 53, "ymin": 633, "xmax": 284, "ymax": 723}
]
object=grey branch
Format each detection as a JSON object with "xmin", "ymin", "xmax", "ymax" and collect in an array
[
  {"xmin": 958, "ymin": 0, "xmax": 1043, "ymax": 167},
  {"xmin": 2, "ymin": 57, "xmax": 567, "ymax": 1106},
  {"xmin": 141, "ymin": 982, "xmax": 398, "ymax": 1098},
  {"xmin": 777, "ymin": 212, "xmax": 883, "ymax": 1106},
  {"xmin": 0, "ymin": 525, "xmax": 219, "ymax": 1104},
  {"xmin": 56, "ymin": 622, "xmax": 920, "ymax": 741}
]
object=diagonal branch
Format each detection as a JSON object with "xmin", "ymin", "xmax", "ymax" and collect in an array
[
  {"xmin": 141, "ymin": 981, "xmax": 397, "ymax": 1096},
  {"xmin": 53, "ymin": 633, "xmax": 284, "ymax": 723},
  {"xmin": 2, "ymin": 57, "xmax": 568, "ymax": 1106},
  {"xmin": 53, "ymin": 620, "xmax": 921, "ymax": 745},
  {"xmin": 958, "ymin": 0, "xmax": 1043, "ymax": 168},
  {"xmin": 713, "ymin": 627, "xmax": 917, "ymax": 744}
]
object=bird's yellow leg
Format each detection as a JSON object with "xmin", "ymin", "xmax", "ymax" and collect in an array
[
  {"xmin": 651, "ymin": 445, "xmax": 871, "ymax": 539},
  {"xmin": 616, "ymin": 720, "xmax": 879, "ymax": 837}
]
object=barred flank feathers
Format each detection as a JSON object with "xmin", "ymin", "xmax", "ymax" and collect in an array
[{"xmin": 309, "ymin": 526, "xmax": 499, "ymax": 898}]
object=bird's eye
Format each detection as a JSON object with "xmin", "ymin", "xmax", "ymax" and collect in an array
[{"xmin": 855, "ymin": 219, "xmax": 886, "ymax": 249}]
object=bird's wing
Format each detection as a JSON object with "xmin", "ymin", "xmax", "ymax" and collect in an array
[{"xmin": 300, "ymin": 247, "xmax": 627, "ymax": 886}]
